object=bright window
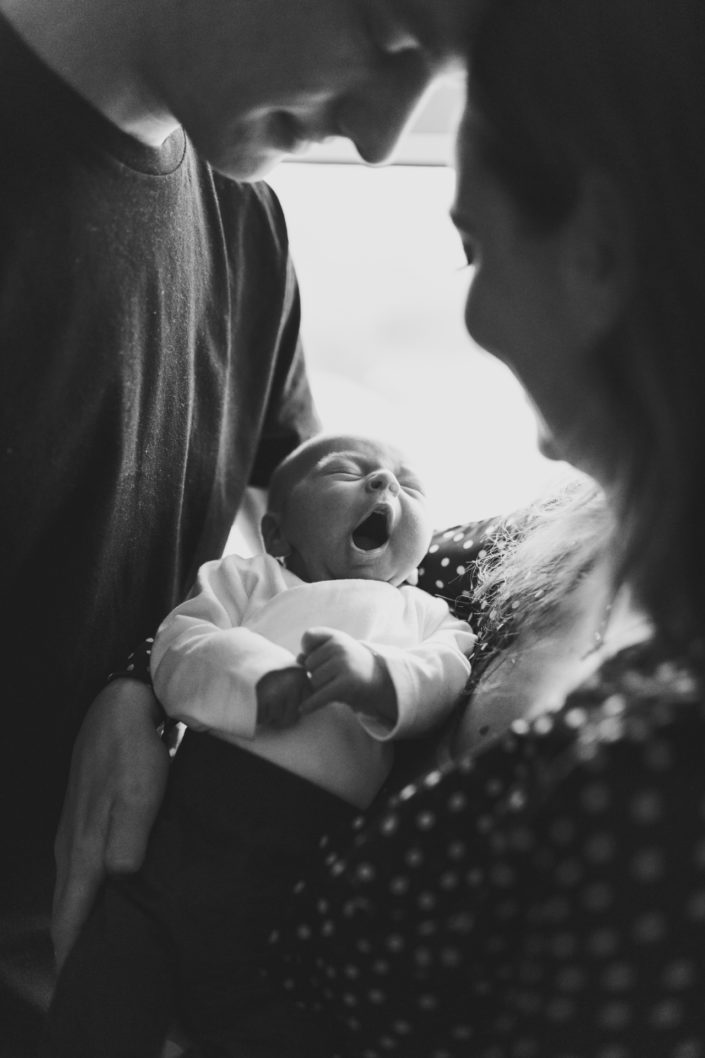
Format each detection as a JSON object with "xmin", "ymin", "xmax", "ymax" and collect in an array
[{"xmin": 231, "ymin": 78, "xmax": 568, "ymax": 555}]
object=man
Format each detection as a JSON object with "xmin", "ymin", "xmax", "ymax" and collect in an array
[{"xmin": 0, "ymin": 0, "xmax": 473, "ymax": 1049}]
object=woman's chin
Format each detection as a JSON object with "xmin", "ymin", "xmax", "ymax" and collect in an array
[{"xmin": 536, "ymin": 425, "xmax": 563, "ymax": 462}]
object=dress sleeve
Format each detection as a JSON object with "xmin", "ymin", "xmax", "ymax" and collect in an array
[
  {"xmin": 417, "ymin": 518, "xmax": 502, "ymax": 617},
  {"xmin": 272, "ymin": 697, "xmax": 705, "ymax": 1057}
]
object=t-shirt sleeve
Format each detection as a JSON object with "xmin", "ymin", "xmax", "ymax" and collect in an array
[{"xmin": 245, "ymin": 183, "xmax": 321, "ymax": 486}]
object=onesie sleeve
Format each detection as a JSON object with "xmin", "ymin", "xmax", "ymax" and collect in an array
[
  {"xmin": 150, "ymin": 554, "xmax": 300, "ymax": 739},
  {"xmin": 358, "ymin": 593, "xmax": 474, "ymax": 740}
]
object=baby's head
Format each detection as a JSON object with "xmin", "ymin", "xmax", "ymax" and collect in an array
[{"xmin": 262, "ymin": 433, "xmax": 433, "ymax": 586}]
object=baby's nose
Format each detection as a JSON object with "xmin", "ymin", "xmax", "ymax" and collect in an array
[{"xmin": 366, "ymin": 469, "xmax": 400, "ymax": 495}]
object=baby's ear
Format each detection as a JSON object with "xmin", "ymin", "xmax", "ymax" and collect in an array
[{"xmin": 261, "ymin": 513, "xmax": 291, "ymax": 558}]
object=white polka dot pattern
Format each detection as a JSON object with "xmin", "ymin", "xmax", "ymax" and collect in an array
[{"xmin": 270, "ymin": 621, "xmax": 705, "ymax": 1057}]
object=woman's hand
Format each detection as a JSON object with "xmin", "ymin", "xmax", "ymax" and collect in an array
[{"xmin": 52, "ymin": 679, "xmax": 170, "ymax": 969}]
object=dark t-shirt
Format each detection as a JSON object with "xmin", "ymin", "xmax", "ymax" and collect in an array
[{"xmin": 0, "ymin": 16, "xmax": 319, "ymax": 841}]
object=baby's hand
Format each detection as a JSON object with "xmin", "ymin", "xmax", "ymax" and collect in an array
[
  {"xmin": 256, "ymin": 666, "xmax": 310, "ymax": 729},
  {"xmin": 298, "ymin": 627, "xmax": 397, "ymax": 726}
]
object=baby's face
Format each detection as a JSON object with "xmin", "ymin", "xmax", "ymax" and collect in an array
[{"xmin": 278, "ymin": 439, "xmax": 432, "ymax": 585}]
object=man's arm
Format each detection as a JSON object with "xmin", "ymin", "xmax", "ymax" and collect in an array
[
  {"xmin": 52, "ymin": 679, "xmax": 170, "ymax": 968},
  {"xmin": 51, "ymin": 182, "xmax": 317, "ymax": 969},
  {"xmin": 52, "ymin": 555, "xmax": 302, "ymax": 966}
]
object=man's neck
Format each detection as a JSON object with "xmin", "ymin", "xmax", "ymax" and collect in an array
[{"xmin": 0, "ymin": 0, "xmax": 179, "ymax": 146}]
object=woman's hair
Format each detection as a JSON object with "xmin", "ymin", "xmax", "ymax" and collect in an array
[
  {"xmin": 466, "ymin": 0, "xmax": 705, "ymax": 659},
  {"xmin": 473, "ymin": 471, "xmax": 612, "ymax": 645}
]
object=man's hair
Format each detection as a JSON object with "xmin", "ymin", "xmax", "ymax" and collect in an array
[{"xmin": 466, "ymin": 0, "xmax": 705, "ymax": 658}]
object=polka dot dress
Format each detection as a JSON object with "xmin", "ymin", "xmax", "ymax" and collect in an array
[
  {"xmin": 416, "ymin": 517, "xmax": 525, "ymax": 690},
  {"xmin": 416, "ymin": 517, "xmax": 501, "ymax": 624},
  {"xmin": 271, "ymin": 525, "xmax": 705, "ymax": 1057}
]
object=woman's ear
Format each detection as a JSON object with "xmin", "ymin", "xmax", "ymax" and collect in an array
[
  {"xmin": 261, "ymin": 513, "xmax": 291, "ymax": 558},
  {"xmin": 562, "ymin": 170, "xmax": 634, "ymax": 334}
]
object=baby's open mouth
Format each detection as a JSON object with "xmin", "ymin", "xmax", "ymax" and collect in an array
[{"xmin": 352, "ymin": 508, "xmax": 390, "ymax": 551}]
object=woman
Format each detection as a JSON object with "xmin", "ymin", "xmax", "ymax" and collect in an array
[{"xmin": 272, "ymin": 0, "xmax": 705, "ymax": 1054}]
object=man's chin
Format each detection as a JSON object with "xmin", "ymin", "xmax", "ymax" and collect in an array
[
  {"xmin": 186, "ymin": 127, "xmax": 285, "ymax": 181},
  {"xmin": 208, "ymin": 147, "xmax": 286, "ymax": 182},
  {"xmin": 204, "ymin": 114, "xmax": 313, "ymax": 181}
]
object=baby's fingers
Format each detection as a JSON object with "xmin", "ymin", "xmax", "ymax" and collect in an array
[
  {"xmin": 305, "ymin": 657, "xmax": 341, "ymax": 691},
  {"xmin": 300, "ymin": 627, "xmax": 337, "ymax": 655},
  {"xmin": 299, "ymin": 683, "xmax": 340, "ymax": 716}
]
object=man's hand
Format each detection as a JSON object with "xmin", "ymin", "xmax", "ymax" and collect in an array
[
  {"xmin": 52, "ymin": 679, "xmax": 170, "ymax": 969},
  {"xmin": 298, "ymin": 627, "xmax": 398, "ymax": 725},
  {"xmin": 256, "ymin": 666, "xmax": 310, "ymax": 729}
]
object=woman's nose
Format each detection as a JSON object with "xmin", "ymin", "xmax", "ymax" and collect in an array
[{"xmin": 366, "ymin": 469, "xmax": 400, "ymax": 495}]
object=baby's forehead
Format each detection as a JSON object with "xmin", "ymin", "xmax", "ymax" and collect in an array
[
  {"xmin": 313, "ymin": 437, "xmax": 405, "ymax": 471},
  {"xmin": 271, "ymin": 434, "xmax": 424, "ymax": 511}
]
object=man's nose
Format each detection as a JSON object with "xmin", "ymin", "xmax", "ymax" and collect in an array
[
  {"xmin": 367, "ymin": 469, "xmax": 400, "ymax": 494},
  {"xmin": 337, "ymin": 52, "xmax": 434, "ymax": 164}
]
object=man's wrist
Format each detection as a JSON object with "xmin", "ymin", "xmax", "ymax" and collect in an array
[
  {"xmin": 106, "ymin": 639, "xmax": 168, "ymax": 727},
  {"xmin": 106, "ymin": 637, "xmax": 154, "ymax": 685}
]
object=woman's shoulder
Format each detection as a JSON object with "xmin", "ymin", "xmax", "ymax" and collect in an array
[
  {"xmin": 381, "ymin": 640, "xmax": 705, "ymax": 851},
  {"xmin": 564, "ymin": 638, "xmax": 705, "ymax": 741},
  {"xmin": 485, "ymin": 639, "xmax": 705, "ymax": 843}
]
